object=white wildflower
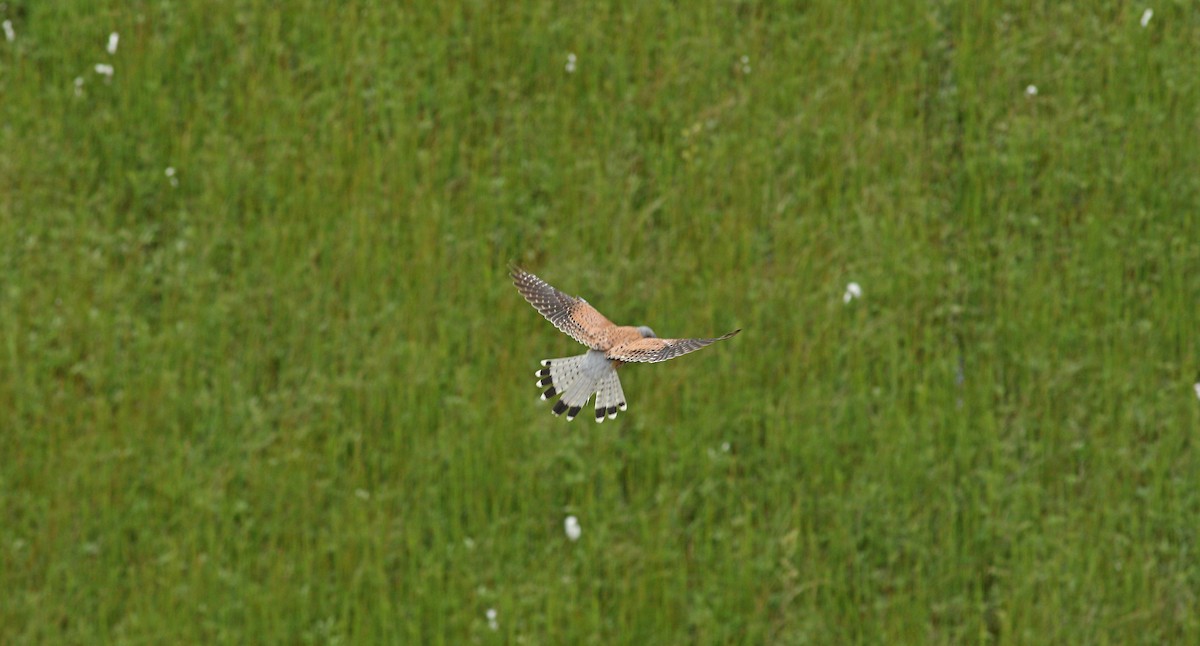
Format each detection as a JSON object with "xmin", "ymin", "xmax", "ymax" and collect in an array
[
  {"xmin": 74, "ymin": 77, "xmax": 85, "ymax": 96},
  {"xmin": 165, "ymin": 166, "xmax": 178, "ymax": 187},
  {"xmin": 107, "ymin": 31, "xmax": 119, "ymax": 55},
  {"xmin": 564, "ymin": 515, "xmax": 581, "ymax": 542},
  {"xmin": 565, "ymin": 52, "xmax": 576, "ymax": 74},
  {"xmin": 740, "ymin": 54, "xmax": 751, "ymax": 74},
  {"xmin": 1025, "ymin": 84, "xmax": 1038, "ymax": 97},
  {"xmin": 1194, "ymin": 382, "xmax": 1200, "ymax": 400},
  {"xmin": 94, "ymin": 63, "xmax": 114, "ymax": 79},
  {"xmin": 1140, "ymin": 8, "xmax": 1153, "ymax": 28},
  {"xmin": 843, "ymin": 282, "xmax": 862, "ymax": 304},
  {"xmin": 2, "ymin": 19, "xmax": 13, "ymax": 42},
  {"xmin": 720, "ymin": 441, "xmax": 730, "ymax": 453},
  {"xmin": 486, "ymin": 608, "xmax": 498, "ymax": 631}
]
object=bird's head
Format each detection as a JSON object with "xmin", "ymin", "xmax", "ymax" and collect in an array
[{"xmin": 636, "ymin": 326, "xmax": 657, "ymax": 338}]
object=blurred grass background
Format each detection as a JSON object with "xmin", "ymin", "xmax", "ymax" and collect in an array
[{"xmin": 2, "ymin": 0, "xmax": 1198, "ymax": 643}]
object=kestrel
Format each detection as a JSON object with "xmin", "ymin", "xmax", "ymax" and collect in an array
[{"xmin": 511, "ymin": 267, "xmax": 740, "ymax": 422}]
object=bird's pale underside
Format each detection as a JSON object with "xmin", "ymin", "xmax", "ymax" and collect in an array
[{"xmin": 511, "ymin": 267, "xmax": 739, "ymax": 422}]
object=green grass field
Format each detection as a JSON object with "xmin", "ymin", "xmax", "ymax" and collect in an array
[{"xmin": 3, "ymin": 1, "xmax": 1199, "ymax": 643}]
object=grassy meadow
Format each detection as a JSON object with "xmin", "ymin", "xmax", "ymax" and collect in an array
[{"xmin": 3, "ymin": 1, "xmax": 1199, "ymax": 643}]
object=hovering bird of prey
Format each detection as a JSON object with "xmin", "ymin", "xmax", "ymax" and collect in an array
[{"xmin": 511, "ymin": 267, "xmax": 740, "ymax": 422}]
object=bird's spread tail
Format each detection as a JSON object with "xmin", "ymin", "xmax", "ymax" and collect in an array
[{"xmin": 534, "ymin": 350, "xmax": 624, "ymax": 422}]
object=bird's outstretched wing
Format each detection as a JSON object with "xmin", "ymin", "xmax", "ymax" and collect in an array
[
  {"xmin": 511, "ymin": 267, "xmax": 618, "ymax": 350},
  {"xmin": 606, "ymin": 329, "xmax": 740, "ymax": 363}
]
